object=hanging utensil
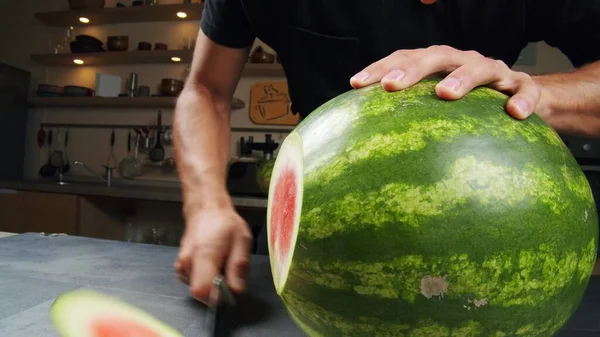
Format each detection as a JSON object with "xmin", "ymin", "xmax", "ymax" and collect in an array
[
  {"xmin": 106, "ymin": 129, "xmax": 117, "ymax": 169},
  {"xmin": 148, "ymin": 111, "xmax": 165, "ymax": 162},
  {"xmin": 37, "ymin": 126, "xmax": 46, "ymax": 149},
  {"xmin": 39, "ymin": 129, "xmax": 56, "ymax": 178},
  {"xmin": 132, "ymin": 129, "xmax": 145, "ymax": 176},
  {"xmin": 118, "ymin": 131, "xmax": 137, "ymax": 179},
  {"xmin": 62, "ymin": 129, "xmax": 70, "ymax": 174},
  {"xmin": 49, "ymin": 128, "xmax": 64, "ymax": 168}
]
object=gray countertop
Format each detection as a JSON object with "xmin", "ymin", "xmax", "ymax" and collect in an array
[
  {"xmin": 0, "ymin": 233, "xmax": 302, "ymax": 336},
  {"xmin": 0, "ymin": 233, "xmax": 599, "ymax": 336},
  {"xmin": 0, "ymin": 179, "xmax": 268, "ymax": 209}
]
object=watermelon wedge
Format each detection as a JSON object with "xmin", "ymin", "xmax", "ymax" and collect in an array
[{"xmin": 50, "ymin": 289, "xmax": 183, "ymax": 337}]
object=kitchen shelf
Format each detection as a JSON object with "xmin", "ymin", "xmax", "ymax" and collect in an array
[
  {"xmin": 31, "ymin": 50, "xmax": 194, "ymax": 67},
  {"xmin": 243, "ymin": 63, "xmax": 285, "ymax": 77},
  {"xmin": 35, "ymin": 4, "xmax": 205, "ymax": 27},
  {"xmin": 29, "ymin": 96, "xmax": 246, "ymax": 109},
  {"xmin": 30, "ymin": 51, "xmax": 286, "ymax": 76}
]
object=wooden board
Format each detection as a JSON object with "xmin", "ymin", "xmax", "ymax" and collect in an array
[
  {"xmin": 249, "ymin": 81, "xmax": 299, "ymax": 126},
  {"xmin": 35, "ymin": 3, "xmax": 204, "ymax": 27}
]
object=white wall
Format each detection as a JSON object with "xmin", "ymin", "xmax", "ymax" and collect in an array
[{"xmin": 0, "ymin": 0, "xmax": 576, "ymax": 184}]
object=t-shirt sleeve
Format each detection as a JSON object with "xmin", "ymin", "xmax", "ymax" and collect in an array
[
  {"xmin": 200, "ymin": 0, "xmax": 256, "ymax": 49},
  {"xmin": 527, "ymin": 0, "xmax": 600, "ymax": 68}
]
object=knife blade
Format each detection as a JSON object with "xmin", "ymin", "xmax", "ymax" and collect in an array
[{"xmin": 206, "ymin": 275, "xmax": 236, "ymax": 337}]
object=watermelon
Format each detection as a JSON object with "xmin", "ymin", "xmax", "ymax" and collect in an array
[
  {"xmin": 50, "ymin": 289, "xmax": 183, "ymax": 337},
  {"xmin": 257, "ymin": 157, "xmax": 276, "ymax": 195},
  {"xmin": 266, "ymin": 78, "xmax": 598, "ymax": 337}
]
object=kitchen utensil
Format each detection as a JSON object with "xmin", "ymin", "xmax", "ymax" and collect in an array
[
  {"xmin": 49, "ymin": 129, "xmax": 65, "ymax": 168},
  {"xmin": 118, "ymin": 132, "xmax": 137, "ymax": 179},
  {"xmin": 75, "ymin": 34, "xmax": 103, "ymax": 46},
  {"xmin": 162, "ymin": 127, "xmax": 172, "ymax": 144},
  {"xmin": 36, "ymin": 84, "xmax": 63, "ymax": 97},
  {"xmin": 39, "ymin": 130, "xmax": 56, "ymax": 178},
  {"xmin": 138, "ymin": 41, "xmax": 152, "ymax": 51},
  {"xmin": 128, "ymin": 73, "xmax": 138, "ymax": 97},
  {"xmin": 149, "ymin": 111, "xmax": 165, "ymax": 162},
  {"xmin": 63, "ymin": 85, "xmax": 95, "ymax": 97},
  {"xmin": 107, "ymin": 36, "xmax": 129, "ymax": 51},
  {"xmin": 62, "ymin": 129, "xmax": 70, "ymax": 174},
  {"xmin": 136, "ymin": 85, "xmax": 150, "ymax": 97},
  {"xmin": 154, "ymin": 42, "xmax": 168, "ymax": 50},
  {"xmin": 206, "ymin": 275, "xmax": 236, "ymax": 337},
  {"xmin": 132, "ymin": 129, "xmax": 145, "ymax": 176},
  {"xmin": 106, "ymin": 130, "xmax": 117, "ymax": 169},
  {"xmin": 37, "ymin": 126, "xmax": 46, "ymax": 149},
  {"xmin": 160, "ymin": 78, "xmax": 183, "ymax": 97}
]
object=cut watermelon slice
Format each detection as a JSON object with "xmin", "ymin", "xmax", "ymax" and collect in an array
[
  {"xmin": 50, "ymin": 289, "xmax": 183, "ymax": 337},
  {"xmin": 267, "ymin": 131, "xmax": 304, "ymax": 294}
]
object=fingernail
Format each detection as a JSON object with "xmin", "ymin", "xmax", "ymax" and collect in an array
[
  {"xmin": 383, "ymin": 70, "xmax": 406, "ymax": 82},
  {"xmin": 352, "ymin": 71, "xmax": 369, "ymax": 82},
  {"xmin": 440, "ymin": 77, "xmax": 461, "ymax": 91},
  {"xmin": 513, "ymin": 98, "xmax": 530, "ymax": 116}
]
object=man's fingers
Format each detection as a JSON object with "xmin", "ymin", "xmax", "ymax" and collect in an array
[
  {"xmin": 435, "ymin": 58, "xmax": 509, "ymax": 100},
  {"xmin": 225, "ymin": 231, "xmax": 252, "ymax": 294},
  {"xmin": 380, "ymin": 46, "xmax": 461, "ymax": 91},
  {"xmin": 505, "ymin": 73, "xmax": 541, "ymax": 119},
  {"xmin": 349, "ymin": 50, "xmax": 411, "ymax": 88},
  {"xmin": 189, "ymin": 243, "xmax": 227, "ymax": 304}
]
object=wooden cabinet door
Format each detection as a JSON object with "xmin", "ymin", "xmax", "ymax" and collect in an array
[
  {"xmin": 0, "ymin": 190, "xmax": 25, "ymax": 233},
  {"xmin": 19, "ymin": 191, "xmax": 79, "ymax": 235}
]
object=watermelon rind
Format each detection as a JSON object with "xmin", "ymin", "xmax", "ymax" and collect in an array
[
  {"xmin": 268, "ymin": 78, "xmax": 599, "ymax": 337},
  {"xmin": 267, "ymin": 131, "xmax": 304, "ymax": 295},
  {"xmin": 257, "ymin": 157, "xmax": 276, "ymax": 195},
  {"xmin": 50, "ymin": 289, "xmax": 184, "ymax": 337}
]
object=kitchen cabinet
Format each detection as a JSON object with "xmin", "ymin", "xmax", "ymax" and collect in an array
[{"xmin": 0, "ymin": 191, "xmax": 78, "ymax": 235}]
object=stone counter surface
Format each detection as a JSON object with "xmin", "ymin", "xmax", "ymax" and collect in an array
[
  {"xmin": 0, "ymin": 233, "xmax": 599, "ymax": 336},
  {"xmin": 0, "ymin": 179, "xmax": 268, "ymax": 209}
]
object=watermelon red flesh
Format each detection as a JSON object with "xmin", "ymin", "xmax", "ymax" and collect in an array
[
  {"xmin": 93, "ymin": 318, "xmax": 160, "ymax": 337},
  {"xmin": 267, "ymin": 79, "xmax": 598, "ymax": 337},
  {"xmin": 269, "ymin": 166, "xmax": 297, "ymax": 263}
]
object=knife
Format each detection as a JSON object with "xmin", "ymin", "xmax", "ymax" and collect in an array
[{"xmin": 206, "ymin": 275, "xmax": 236, "ymax": 337}]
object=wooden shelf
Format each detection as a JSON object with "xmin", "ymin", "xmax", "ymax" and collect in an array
[
  {"xmin": 35, "ymin": 4, "xmax": 204, "ymax": 27},
  {"xmin": 30, "ymin": 51, "xmax": 285, "ymax": 76},
  {"xmin": 31, "ymin": 50, "xmax": 194, "ymax": 67},
  {"xmin": 242, "ymin": 63, "xmax": 285, "ymax": 77},
  {"xmin": 28, "ymin": 96, "xmax": 246, "ymax": 109}
]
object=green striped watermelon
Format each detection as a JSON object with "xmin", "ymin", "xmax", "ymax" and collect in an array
[
  {"xmin": 257, "ymin": 158, "xmax": 276, "ymax": 195},
  {"xmin": 266, "ymin": 78, "xmax": 598, "ymax": 337}
]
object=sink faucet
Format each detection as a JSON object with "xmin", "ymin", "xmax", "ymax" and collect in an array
[{"xmin": 74, "ymin": 161, "xmax": 114, "ymax": 187}]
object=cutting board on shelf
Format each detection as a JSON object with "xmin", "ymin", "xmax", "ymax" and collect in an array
[{"xmin": 249, "ymin": 81, "xmax": 299, "ymax": 126}]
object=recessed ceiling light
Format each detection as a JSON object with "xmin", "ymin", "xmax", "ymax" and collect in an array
[
  {"xmin": 79, "ymin": 17, "xmax": 90, "ymax": 23},
  {"xmin": 176, "ymin": 12, "xmax": 187, "ymax": 18},
  {"xmin": 73, "ymin": 59, "xmax": 84, "ymax": 65},
  {"xmin": 171, "ymin": 57, "xmax": 181, "ymax": 62}
]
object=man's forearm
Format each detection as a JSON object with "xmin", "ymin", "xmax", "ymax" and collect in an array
[
  {"xmin": 533, "ymin": 61, "xmax": 600, "ymax": 137},
  {"xmin": 173, "ymin": 84, "xmax": 233, "ymax": 217}
]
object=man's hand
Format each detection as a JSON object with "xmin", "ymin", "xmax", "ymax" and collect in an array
[
  {"xmin": 174, "ymin": 208, "xmax": 253, "ymax": 304},
  {"xmin": 350, "ymin": 45, "xmax": 540, "ymax": 120}
]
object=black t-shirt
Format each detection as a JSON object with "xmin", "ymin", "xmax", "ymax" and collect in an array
[{"xmin": 201, "ymin": 0, "xmax": 600, "ymax": 119}]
